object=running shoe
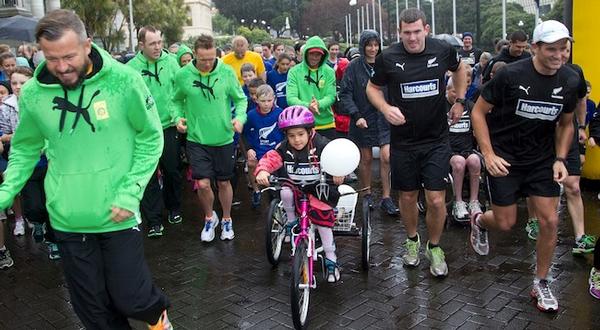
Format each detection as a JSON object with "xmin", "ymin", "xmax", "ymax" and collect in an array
[
  {"xmin": 148, "ymin": 310, "xmax": 173, "ymax": 330},
  {"xmin": 452, "ymin": 201, "xmax": 469, "ymax": 219},
  {"xmin": 468, "ymin": 200, "xmax": 482, "ymax": 215},
  {"xmin": 573, "ymin": 234, "xmax": 596, "ymax": 255},
  {"xmin": 251, "ymin": 191, "xmax": 261, "ymax": 209},
  {"xmin": 147, "ymin": 225, "xmax": 164, "ymax": 238},
  {"xmin": 32, "ymin": 222, "xmax": 46, "ymax": 243},
  {"xmin": 380, "ymin": 197, "xmax": 399, "ymax": 216},
  {"xmin": 530, "ymin": 279, "xmax": 559, "ymax": 312},
  {"xmin": 13, "ymin": 219, "xmax": 25, "ymax": 236},
  {"xmin": 469, "ymin": 212, "xmax": 489, "ymax": 256},
  {"xmin": 589, "ymin": 267, "xmax": 600, "ymax": 300},
  {"xmin": 220, "ymin": 219, "xmax": 235, "ymax": 241},
  {"xmin": 525, "ymin": 218, "xmax": 539, "ymax": 241},
  {"xmin": 425, "ymin": 243, "xmax": 448, "ymax": 277},
  {"xmin": 402, "ymin": 233, "xmax": 421, "ymax": 267},
  {"xmin": 325, "ymin": 258, "xmax": 341, "ymax": 283},
  {"xmin": 168, "ymin": 211, "xmax": 183, "ymax": 225},
  {"xmin": 0, "ymin": 249, "xmax": 14, "ymax": 269},
  {"xmin": 201, "ymin": 211, "xmax": 219, "ymax": 242},
  {"xmin": 48, "ymin": 243, "xmax": 61, "ymax": 260}
]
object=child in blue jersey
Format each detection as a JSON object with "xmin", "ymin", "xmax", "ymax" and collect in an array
[
  {"xmin": 241, "ymin": 64, "xmax": 259, "ymax": 112},
  {"xmin": 244, "ymin": 84, "xmax": 284, "ymax": 208},
  {"xmin": 267, "ymin": 53, "xmax": 292, "ymax": 109}
]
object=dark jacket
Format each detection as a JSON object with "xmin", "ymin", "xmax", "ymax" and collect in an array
[
  {"xmin": 339, "ymin": 30, "xmax": 388, "ymax": 146},
  {"xmin": 339, "ymin": 30, "xmax": 381, "ymax": 121},
  {"xmin": 481, "ymin": 47, "xmax": 531, "ymax": 83}
]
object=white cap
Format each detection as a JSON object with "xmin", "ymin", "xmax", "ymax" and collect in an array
[{"xmin": 532, "ymin": 20, "xmax": 572, "ymax": 44}]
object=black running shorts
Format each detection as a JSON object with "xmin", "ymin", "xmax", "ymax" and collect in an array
[{"xmin": 187, "ymin": 141, "xmax": 235, "ymax": 181}]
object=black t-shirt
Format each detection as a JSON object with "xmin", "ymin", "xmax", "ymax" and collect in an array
[
  {"xmin": 447, "ymin": 100, "xmax": 475, "ymax": 153},
  {"xmin": 458, "ymin": 47, "xmax": 483, "ymax": 67},
  {"xmin": 371, "ymin": 37, "xmax": 460, "ymax": 149},
  {"xmin": 480, "ymin": 58, "xmax": 579, "ymax": 167}
]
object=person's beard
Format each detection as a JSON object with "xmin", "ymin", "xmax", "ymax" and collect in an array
[{"xmin": 61, "ymin": 60, "xmax": 89, "ymax": 90}]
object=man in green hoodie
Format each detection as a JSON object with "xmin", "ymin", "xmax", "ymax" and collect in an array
[
  {"xmin": 286, "ymin": 35, "xmax": 337, "ymax": 139},
  {"xmin": 0, "ymin": 10, "xmax": 171, "ymax": 329},
  {"xmin": 173, "ymin": 34, "xmax": 247, "ymax": 242},
  {"xmin": 128, "ymin": 26, "xmax": 183, "ymax": 238}
]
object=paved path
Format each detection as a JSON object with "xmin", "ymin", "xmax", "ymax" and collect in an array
[{"xmin": 2, "ymin": 175, "xmax": 600, "ymax": 329}]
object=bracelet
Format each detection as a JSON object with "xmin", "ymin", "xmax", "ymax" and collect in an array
[
  {"xmin": 554, "ymin": 157, "xmax": 567, "ymax": 166},
  {"xmin": 578, "ymin": 125, "xmax": 586, "ymax": 129}
]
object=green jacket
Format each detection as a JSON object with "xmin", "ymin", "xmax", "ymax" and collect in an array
[
  {"xmin": 173, "ymin": 59, "xmax": 247, "ymax": 146},
  {"xmin": 0, "ymin": 44, "xmax": 163, "ymax": 233},
  {"xmin": 176, "ymin": 44, "xmax": 193, "ymax": 67},
  {"xmin": 286, "ymin": 36, "xmax": 336, "ymax": 129},
  {"xmin": 127, "ymin": 50, "xmax": 179, "ymax": 129}
]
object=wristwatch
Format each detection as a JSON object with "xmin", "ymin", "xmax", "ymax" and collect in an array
[{"xmin": 455, "ymin": 98, "xmax": 466, "ymax": 105}]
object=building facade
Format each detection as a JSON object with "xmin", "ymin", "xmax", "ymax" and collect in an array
[
  {"xmin": 0, "ymin": 0, "xmax": 60, "ymax": 18},
  {"xmin": 183, "ymin": 0, "xmax": 213, "ymax": 39}
]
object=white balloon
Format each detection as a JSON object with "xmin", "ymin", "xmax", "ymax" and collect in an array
[{"xmin": 321, "ymin": 138, "xmax": 360, "ymax": 176}]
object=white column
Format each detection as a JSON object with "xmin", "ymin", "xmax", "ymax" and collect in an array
[
  {"xmin": 30, "ymin": 0, "xmax": 45, "ymax": 19},
  {"xmin": 502, "ymin": 0, "xmax": 507, "ymax": 39},
  {"xmin": 47, "ymin": 0, "xmax": 61, "ymax": 11}
]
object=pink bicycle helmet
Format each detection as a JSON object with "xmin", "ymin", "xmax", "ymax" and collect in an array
[{"xmin": 278, "ymin": 105, "xmax": 315, "ymax": 130}]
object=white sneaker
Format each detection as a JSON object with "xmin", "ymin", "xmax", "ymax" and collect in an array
[
  {"xmin": 452, "ymin": 201, "xmax": 469, "ymax": 219},
  {"xmin": 13, "ymin": 219, "xmax": 25, "ymax": 236},
  {"xmin": 200, "ymin": 211, "xmax": 219, "ymax": 242},
  {"xmin": 468, "ymin": 200, "xmax": 482, "ymax": 215},
  {"xmin": 220, "ymin": 219, "xmax": 235, "ymax": 240}
]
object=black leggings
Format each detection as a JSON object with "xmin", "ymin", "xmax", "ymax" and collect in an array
[{"xmin": 21, "ymin": 166, "xmax": 55, "ymax": 242}]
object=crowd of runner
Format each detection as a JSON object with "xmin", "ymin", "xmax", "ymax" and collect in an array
[{"xmin": 0, "ymin": 7, "xmax": 599, "ymax": 329}]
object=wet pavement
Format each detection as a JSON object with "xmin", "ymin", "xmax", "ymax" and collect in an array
[{"xmin": 2, "ymin": 167, "xmax": 600, "ymax": 329}]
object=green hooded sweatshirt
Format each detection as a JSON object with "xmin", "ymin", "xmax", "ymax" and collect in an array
[
  {"xmin": 127, "ymin": 49, "xmax": 179, "ymax": 129},
  {"xmin": 286, "ymin": 36, "xmax": 336, "ymax": 130},
  {"xmin": 173, "ymin": 58, "xmax": 247, "ymax": 146},
  {"xmin": 176, "ymin": 44, "xmax": 193, "ymax": 67},
  {"xmin": 0, "ymin": 44, "xmax": 163, "ymax": 233}
]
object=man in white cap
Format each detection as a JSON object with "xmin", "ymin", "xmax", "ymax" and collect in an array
[{"xmin": 469, "ymin": 20, "xmax": 578, "ymax": 312}]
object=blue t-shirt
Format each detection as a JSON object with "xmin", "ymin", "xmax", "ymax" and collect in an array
[
  {"xmin": 266, "ymin": 70, "xmax": 288, "ymax": 109},
  {"xmin": 243, "ymin": 106, "xmax": 285, "ymax": 159}
]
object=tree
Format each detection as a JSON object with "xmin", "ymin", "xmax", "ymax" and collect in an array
[
  {"xmin": 544, "ymin": 0, "xmax": 564, "ymax": 22},
  {"xmin": 236, "ymin": 26, "xmax": 271, "ymax": 44},
  {"xmin": 214, "ymin": 0, "xmax": 308, "ymax": 37},
  {"xmin": 62, "ymin": 0, "xmax": 189, "ymax": 51},
  {"xmin": 213, "ymin": 13, "xmax": 235, "ymax": 35}
]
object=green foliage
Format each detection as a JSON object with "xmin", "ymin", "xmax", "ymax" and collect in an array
[
  {"xmin": 236, "ymin": 26, "xmax": 272, "ymax": 44},
  {"xmin": 213, "ymin": 14, "xmax": 235, "ymax": 35},
  {"xmin": 62, "ymin": 0, "xmax": 189, "ymax": 51},
  {"xmin": 544, "ymin": 0, "xmax": 564, "ymax": 21}
]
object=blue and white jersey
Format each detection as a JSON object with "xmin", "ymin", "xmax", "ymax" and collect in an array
[
  {"xmin": 243, "ymin": 106, "xmax": 284, "ymax": 159},
  {"xmin": 267, "ymin": 69, "xmax": 288, "ymax": 109}
]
